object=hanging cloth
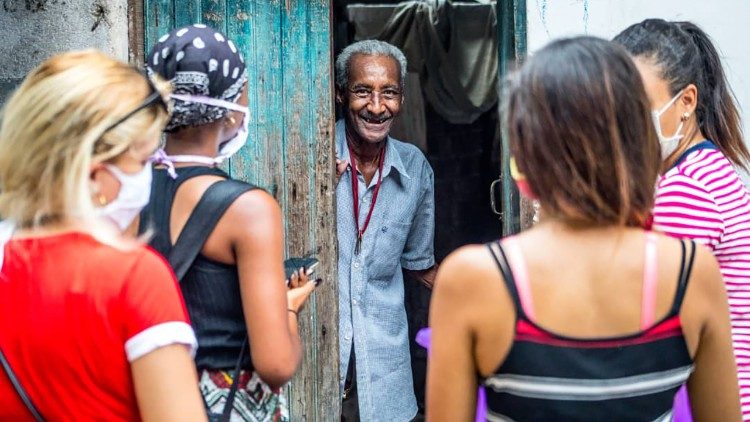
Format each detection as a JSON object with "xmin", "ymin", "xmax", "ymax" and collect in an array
[{"xmin": 347, "ymin": 1, "xmax": 499, "ymax": 125}]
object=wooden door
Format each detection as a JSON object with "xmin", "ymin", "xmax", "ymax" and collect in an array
[
  {"xmin": 498, "ymin": 0, "xmax": 530, "ymax": 234},
  {"xmin": 140, "ymin": 1, "xmax": 339, "ymax": 419}
]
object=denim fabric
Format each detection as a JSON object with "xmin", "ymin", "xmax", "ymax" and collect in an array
[{"xmin": 336, "ymin": 120, "xmax": 435, "ymax": 422}]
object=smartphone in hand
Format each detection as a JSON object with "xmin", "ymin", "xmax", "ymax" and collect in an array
[{"xmin": 284, "ymin": 257, "xmax": 319, "ymax": 284}]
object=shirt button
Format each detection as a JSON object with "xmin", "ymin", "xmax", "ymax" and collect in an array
[
  {"xmin": 353, "ymin": 262, "xmax": 360, "ymax": 268},
  {"xmin": 352, "ymin": 299, "xmax": 358, "ymax": 305},
  {"xmin": 345, "ymin": 334, "xmax": 351, "ymax": 340}
]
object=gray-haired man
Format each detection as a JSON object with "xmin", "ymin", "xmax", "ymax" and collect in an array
[{"xmin": 335, "ymin": 40, "xmax": 437, "ymax": 421}]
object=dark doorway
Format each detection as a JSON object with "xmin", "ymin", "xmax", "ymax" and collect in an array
[
  {"xmin": 334, "ymin": 0, "xmax": 502, "ymax": 261},
  {"xmin": 333, "ymin": 1, "xmax": 503, "ymax": 417}
]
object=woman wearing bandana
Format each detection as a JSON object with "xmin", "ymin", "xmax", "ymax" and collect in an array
[{"xmin": 142, "ymin": 25, "xmax": 316, "ymax": 421}]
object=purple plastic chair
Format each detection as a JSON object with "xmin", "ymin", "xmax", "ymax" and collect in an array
[
  {"xmin": 673, "ymin": 386, "xmax": 692, "ymax": 421},
  {"xmin": 416, "ymin": 328, "xmax": 487, "ymax": 422}
]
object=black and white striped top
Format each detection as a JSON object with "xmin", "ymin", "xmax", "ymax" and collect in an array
[{"xmin": 482, "ymin": 237, "xmax": 696, "ymax": 421}]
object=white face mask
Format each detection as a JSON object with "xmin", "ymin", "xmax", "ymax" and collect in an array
[
  {"xmin": 217, "ymin": 111, "xmax": 249, "ymax": 159},
  {"xmin": 97, "ymin": 164, "xmax": 153, "ymax": 231},
  {"xmin": 651, "ymin": 89, "xmax": 686, "ymax": 159},
  {"xmin": 165, "ymin": 94, "xmax": 249, "ymax": 167}
]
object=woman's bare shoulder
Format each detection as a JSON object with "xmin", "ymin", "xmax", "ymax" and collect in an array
[
  {"xmin": 223, "ymin": 188, "xmax": 281, "ymax": 225},
  {"xmin": 434, "ymin": 243, "xmax": 504, "ymax": 300}
]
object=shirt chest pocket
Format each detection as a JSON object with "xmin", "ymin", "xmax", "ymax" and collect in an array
[{"xmin": 367, "ymin": 219, "xmax": 411, "ymax": 282}]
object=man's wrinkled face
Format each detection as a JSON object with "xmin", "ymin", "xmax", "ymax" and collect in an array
[{"xmin": 338, "ymin": 54, "xmax": 403, "ymax": 145}]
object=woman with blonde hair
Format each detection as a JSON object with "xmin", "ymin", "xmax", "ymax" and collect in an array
[{"xmin": 0, "ymin": 50, "xmax": 206, "ymax": 421}]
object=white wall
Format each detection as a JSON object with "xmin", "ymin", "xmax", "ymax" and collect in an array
[{"xmin": 526, "ymin": 0, "xmax": 750, "ymax": 139}]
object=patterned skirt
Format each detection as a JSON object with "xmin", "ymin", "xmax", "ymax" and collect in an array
[{"xmin": 200, "ymin": 369, "xmax": 289, "ymax": 422}]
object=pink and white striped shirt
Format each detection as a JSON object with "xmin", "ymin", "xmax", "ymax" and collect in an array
[{"xmin": 653, "ymin": 145, "xmax": 750, "ymax": 416}]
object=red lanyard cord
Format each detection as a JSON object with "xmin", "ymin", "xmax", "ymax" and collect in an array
[{"xmin": 348, "ymin": 143, "xmax": 386, "ymax": 255}]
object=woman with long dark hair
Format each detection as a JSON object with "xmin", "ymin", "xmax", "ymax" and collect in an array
[
  {"xmin": 615, "ymin": 19, "xmax": 750, "ymax": 418},
  {"xmin": 425, "ymin": 37, "xmax": 740, "ymax": 421}
]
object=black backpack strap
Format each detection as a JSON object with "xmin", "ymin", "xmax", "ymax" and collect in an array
[
  {"xmin": 168, "ymin": 179, "xmax": 255, "ymax": 281},
  {"xmin": 138, "ymin": 166, "xmax": 231, "ymax": 251},
  {"xmin": 201, "ymin": 338, "xmax": 248, "ymax": 422},
  {"xmin": 0, "ymin": 347, "xmax": 44, "ymax": 422},
  {"xmin": 220, "ymin": 338, "xmax": 248, "ymax": 421},
  {"xmin": 168, "ymin": 179, "xmax": 254, "ymax": 420}
]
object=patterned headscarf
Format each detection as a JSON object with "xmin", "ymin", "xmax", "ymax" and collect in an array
[{"xmin": 147, "ymin": 24, "xmax": 247, "ymax": 132}]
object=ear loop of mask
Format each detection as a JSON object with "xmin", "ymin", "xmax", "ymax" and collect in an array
[
  {"xmin": 170, "ymin": 94, "xmax": 248, "ymax": 113},
  {"xmin": 652, "ymin": 89, "xmax": 688, "ymax": 159},
  {"xmin": 655, "ymin": 89, "xmax": 684, "ymax": 116},
  {"xmin": 96, "ymin": 162, "xmax": 153, "ymax": 231},
  {"xmin": 653, "ymin": 89, "xmax": 686, "ymax": 141},
  {"xmin": 153, "ymin": 94, "xmax": 249, "ymax": 178}
]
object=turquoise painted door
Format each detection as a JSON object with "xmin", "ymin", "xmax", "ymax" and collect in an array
[{"xmin": 142, "ymin": 1, "xmax": 339, "ymax": 419}]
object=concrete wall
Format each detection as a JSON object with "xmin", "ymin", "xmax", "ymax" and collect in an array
[
  {"xmin": 526, "ymin": 0, "xmax": 750, "ymax": 139},
  {"xmin": 0, "ymin": 0, "xmax": 129, "ymax": 105}
]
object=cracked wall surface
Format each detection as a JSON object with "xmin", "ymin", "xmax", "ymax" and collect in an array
[{"xmin": 0, "ymin": 0, "xmax": 128, "ymax": 105}]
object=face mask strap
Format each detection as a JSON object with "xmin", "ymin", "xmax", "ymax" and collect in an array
[
  {"xmin": 171, "ymin": 94, "xmax": 248, "ymax": 114},
  {"xmin": 151, "ymin": 96, "xmax": 248, "ymax": 179},
  {"xmin": 656, "ymin": 88, "xmax": 685, "ymax": 116},
  {"xmin": 103, "ymin": 162, "xmax": 152, "ymax": 182},
  {"xmin": 149, "ymin": 148, "xmax": 225, "ymax": 180},
  {"xmin": 669, "ymin": 120, "xmax": 686, "ymax": 141},
  {"xmin": 103, "ymin": 163, "xmax": 126, "ymax": 178}
]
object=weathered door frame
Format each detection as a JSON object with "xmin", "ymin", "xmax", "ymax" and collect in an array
[
  {"xmin": 131, "ymin": 1, "xmax": 339, "ymax": 420},
  {"xmin": 130, "ymin": 0, "xmax": 528, "ymax": 419},
  {"xmin": 498, "ymin": 0, "xmax": 529, "ymax": 235}
]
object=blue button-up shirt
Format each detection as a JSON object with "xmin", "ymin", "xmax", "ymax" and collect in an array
[{"xmin": 336, "ymin": 120, "xmax": 435, "ymax": 422}]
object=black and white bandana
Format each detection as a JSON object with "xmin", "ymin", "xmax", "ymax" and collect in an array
[{"xmin": 147, "ymin": 24, "xmax": 247, "ymax": 132}]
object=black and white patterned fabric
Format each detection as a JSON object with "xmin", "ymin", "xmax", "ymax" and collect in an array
[{"xmin": 147, "ymin": 24, "xmax": 247, "ymax": 132}]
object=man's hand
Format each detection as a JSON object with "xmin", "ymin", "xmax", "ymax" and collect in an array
[
  {"xmin": 336, "ymin": 159, "xmax": 349, "ymax": 184},
  {"xmin": 405, "ymin": 265, "xmax": 439, "ymax": 289}
]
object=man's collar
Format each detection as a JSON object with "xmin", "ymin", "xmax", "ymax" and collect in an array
[{"xmin": 335, "ymin": 119, "xmax": 411, "ymax": 180}]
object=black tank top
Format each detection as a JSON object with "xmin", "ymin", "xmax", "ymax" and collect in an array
[
  {"xmin": 140, "ymin": 166, "xmax": 254, "ymax": 370},
  {"xmin": 482, "ymin": 238, "xmax": 696, "ymax": 421}
]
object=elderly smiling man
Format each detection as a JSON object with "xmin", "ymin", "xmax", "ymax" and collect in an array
[{"xmin": 335, "ymin": 40, "xmax": 437, "ymax": 422}]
